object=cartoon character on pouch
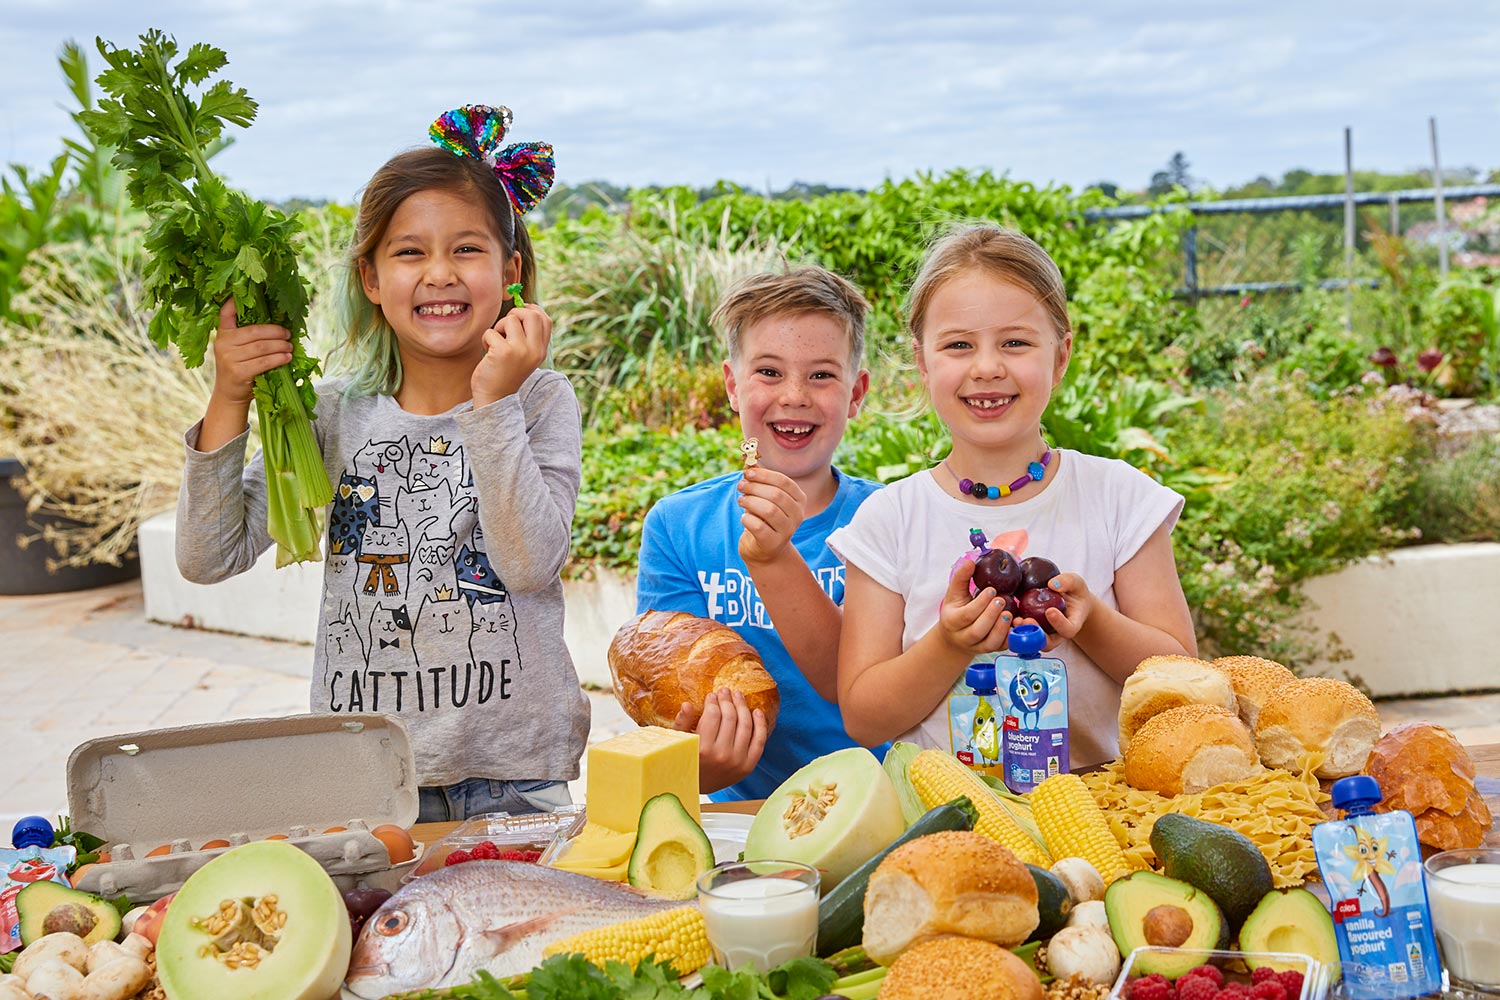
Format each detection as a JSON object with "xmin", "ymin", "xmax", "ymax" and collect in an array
[
  {"xmin": 1009, "ymin": 669, "xmax": 1050, "ymax": 729},
  {"xmin": 971, "ymin": 697, "xmax": 1000, "ymax": 763},
  {"xmin": 739, "ymin": 437, "xmax": 760, "ymax": 467},
  {"xmin": 1343, "ymin": 824, "xmax": 1397, "ymax": 917}
]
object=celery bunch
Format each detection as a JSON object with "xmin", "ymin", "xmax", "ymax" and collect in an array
[{"xmin": 80, "ymin": 30, "xmax": 331, "ymax": 565}]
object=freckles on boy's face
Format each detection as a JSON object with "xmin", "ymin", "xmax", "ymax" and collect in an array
[{"xmin": 723, "ymin": 311, "xmax": 868, "ymax": 485}]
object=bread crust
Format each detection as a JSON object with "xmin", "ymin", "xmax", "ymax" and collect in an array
[
  {"xmin": 607, "ymin": 610, "xmax": 779, "ymax": 730},
  {"xmin": 1123, "ymin": 704, "xmax": 1259, "ymax": 795},
  {"xmin": 879, "ymin": 936, "xmax": 1046, "ymax": 1000},
  {"xmin": 1254, "ymin": 677, "xmax": 1378, "ymax": 778},
  {"xmin": 1211, "ymin": 656, "xmax": 1296, "ymax": 730},
  {"xmin": 1118, "ymin": 658, "xmax": 1238, "ymax": 752},
  {"xmin": 862, "ymin": 830, "xmax": 1039, "ymax": 964}
]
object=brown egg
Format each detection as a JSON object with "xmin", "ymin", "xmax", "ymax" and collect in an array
[
  {"xmin": 200, "ymin": 839, "xmax": 231, "ymax": 851},
  {"xmin": 145, "ymin": 844, "xmax": 172, "ymax": 857},
  {"xmin": 370, "ymin": 824, "xmax": 416, "ymax": 865}
]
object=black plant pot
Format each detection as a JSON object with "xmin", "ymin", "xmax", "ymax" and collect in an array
[{"xmin": 0, "ymin": 457, "xmax": 140, "ymax": 595}]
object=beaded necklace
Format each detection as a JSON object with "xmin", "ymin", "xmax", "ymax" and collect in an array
[{"xmin": 943, "ymin": 448, "xmax": 1053, "ymax": 500}]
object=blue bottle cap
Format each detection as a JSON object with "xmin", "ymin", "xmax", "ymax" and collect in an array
[
  {"xmin": 1008, "ymin": 623, "xmax": 1047, "ymax": 657},
  {"xmin": 1331, "ymin": 774, "xmax": 1383, "ymax": 812},
  {"xmin": 11, "ymin": 815, "xmax": 54, "ymax": 851},
  {"xmin": 966, "ymin": 661, "xmax": 997, "ymax": 693}
]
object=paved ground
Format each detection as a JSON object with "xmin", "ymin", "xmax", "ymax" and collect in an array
[{"xmin": 4, "ymin": 578, "xmax": 1498, "ymax": 838}]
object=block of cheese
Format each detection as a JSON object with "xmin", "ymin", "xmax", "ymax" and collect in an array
[{"xmin": 586, "ymin": 726, "xmax": 700, "ymax": 832}]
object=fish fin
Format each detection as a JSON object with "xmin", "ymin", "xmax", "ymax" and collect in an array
[{"xmin": 479, "ymin": 907, "xmax": 585, "ymax": 948}]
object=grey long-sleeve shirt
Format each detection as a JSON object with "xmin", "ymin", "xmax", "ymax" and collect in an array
[{"xmin": 176, "ymin": 370, "xmax": 589, "ymax": 785}]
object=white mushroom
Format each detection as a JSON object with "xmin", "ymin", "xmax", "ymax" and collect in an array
[
  {"xmin": 83, "ymin": 943, "xmax": 129, "ymax": 977},
  {"xmin": 1050, "ymin": 857, "xmax": 1106, "ymax": 904},
  {"xmin": 0, "ymin": 980, "xmax": 31, "ymax": 1000},
  {"xmin": 20, "ymin": 960, "xmax": 84, "ymax": 1000},
  {"xmin": 117, "ymin": 935, "xmax": 152, "ymax": 962},
  {"xmin": 117, "ymin": 908, "xmax": 147, "ymax": 938},
  {"xmin": 81, "ymin": 956, "xmax": 151, "ymax": 1000},
  {"xmin": 1067, "ymin": 899, "xmax": 1111, "ymax": 931},
  {"xmin": 12, "ymin": 935, "xmax": 88, "ymax": 980},
  {"xmin": 1044, "ymin": 923, "xmax": 1122, "ymax": 986}
]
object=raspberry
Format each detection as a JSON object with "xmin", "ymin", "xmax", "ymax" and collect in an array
[
  {"xmin": 1176, "ymin": 975, "xmax": 1218, "ymax": 1000},
  {"xmin": 1276, "ymin": 971, "xmax": 1304, "ymax": 998},
  {"xmin": 1127, "ymin": 977, "xmax": 1173, "ymax": 1000},
  {"xmin": 444, "ymin": 848, "xmax": 473, "ymax": 866},
  {"xmin": 469, "ymin": 840, "xmax": 502, "ymax": 860},
  {"xmin": 1251, "ymin": 969, "xmax": 1278, "ymax": 985},
  {"xmin": 1251, "ymin": 982, "xmax": 1287, "ymax": 1000},
  {"xmin": 497, "ymin": 848, "xmax": 543, "ymax": 862},
  {"xmin": 1187, "ymin": 966, "xmax": 1224, "ymax": 988}
]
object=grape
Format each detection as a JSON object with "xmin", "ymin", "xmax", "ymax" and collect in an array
[
  {"xmin": 972, "ymin": 549, "xmax": 1022, "ymax": 595},
  {"xmin": 343, "ymin": 887, "xmax": 392, "ymax": 921},
  {"xmin": 1017, "ymin": 556, "xmax": 1061, "ymax": 592},
  {"xmin": 1017, "ymin": 588, "xmax": 1066, "ymax": 632}
]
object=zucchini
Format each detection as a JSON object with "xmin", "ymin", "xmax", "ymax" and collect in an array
[
  {"xmin": 815, "ymin": 795, "xmax": 980, "ymax": 956},
  {"xmin": 1025, "ymin": 863, "xmax": 1073, "ymax": 942}
]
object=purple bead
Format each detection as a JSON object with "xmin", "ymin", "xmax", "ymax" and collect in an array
[{"xmin": 959, "ymin": 478, "xmax": 974, "ymax": 493}]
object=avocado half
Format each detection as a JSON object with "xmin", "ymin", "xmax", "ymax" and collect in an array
[
  {"xmin": 1240, "ymin": 888, "xmax": 1338, "ymax": 974},
  {"xmin": 16, "ymin": 881, "xmax": 122, "ymax": 946},
  {"xmin": 627, "ymin": 793, "xmax": 714, "ymax": 900},
  {"xmin": 1105, "ymin": 871, "xmax": 1229, "ymax": 978}
]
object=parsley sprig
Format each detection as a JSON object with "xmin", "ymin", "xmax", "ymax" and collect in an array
[{"xmin": 80, "ymin": 30, "xmax": 332, "ymax": 565}]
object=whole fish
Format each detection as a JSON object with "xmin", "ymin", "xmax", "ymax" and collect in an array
[{"xmin": 343, "ymin": 860, "xmax": 683, "ymax": 997}]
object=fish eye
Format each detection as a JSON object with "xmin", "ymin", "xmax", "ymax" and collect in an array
[{"xmin": 376, "ymin": 911, "xmax": 409, "ymax": 936}]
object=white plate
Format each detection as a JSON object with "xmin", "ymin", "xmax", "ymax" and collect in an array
[{"xmin": 701, "ymin": 811, "xmax": 754, "ymax": 865}]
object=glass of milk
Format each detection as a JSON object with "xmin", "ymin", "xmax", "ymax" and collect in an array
[
  {"xmin": 696, "ymin": 860, "xmax": 819, "ymax": 972},
  {"xmin": 1424, "ymin": 847, "xmax": 1500, "ymax": 992}
]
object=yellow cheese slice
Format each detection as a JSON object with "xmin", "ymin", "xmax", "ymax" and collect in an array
[
  {"xmin": 586, "ymin": 726, "xmax": 701, "ymax": 832},
  {"xmin": 555, "ymin": 822, "xmax": 637, "ymax": 867},
  {"xmin": 554, "ymin": 857, "xmax": 630, "ymax": 881}
]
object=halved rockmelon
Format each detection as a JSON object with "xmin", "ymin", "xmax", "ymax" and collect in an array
[
  {"xmin": 156, "ymin": 840, "xmax": 351, "ymax": 1000},
  {"xmin": 744, "ymin": 747, "xmax": 904, "ymax": 891}
]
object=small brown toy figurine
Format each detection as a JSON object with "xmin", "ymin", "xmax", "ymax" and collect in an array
[{"xmin": 739, "ymin": 437, "xmax": 760, "ymax": 467}]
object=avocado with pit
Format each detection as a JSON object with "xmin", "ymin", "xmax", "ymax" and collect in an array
[
  {"xmin": 627, "ymin": 793, "xmax": 714, "ymax": 900},
  {"xmin": 1240, "ymin": 889, "xmax": 1339, "ymax": 973},
  {"xmin": 1105, "ymin": 871, "xmax": 1228, "ymax": 978},
  {"xmin": 16, "ymin": 880, "xmax": 122, "ymax": 946},
  {"xmin": 1151, "ymin": 812, "xmax": 1274, "ymax": 932}
]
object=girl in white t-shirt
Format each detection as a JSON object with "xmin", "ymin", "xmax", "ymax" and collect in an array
[{"xmin": 828, "ymin": 225, "xmax": 1197, "ymax": 767}]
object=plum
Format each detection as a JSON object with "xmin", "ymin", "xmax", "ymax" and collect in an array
[
  {"xmin": 1017, "ymin": 587, "xmax": 1067, "ymax": 632},
  {"xmin": 972, "ymin": 549, "xmax": 1022, "ymax": 595},
  {"xmin": 343, "ymin": 887, "xmax": 392, "ymax": 934},
  {"xmin": 1018, "ymin": 556, "xmax": 1061, "ymax": 592}
]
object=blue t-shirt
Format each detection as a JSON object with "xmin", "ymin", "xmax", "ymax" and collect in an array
[{"xmin": 636, "ymin": 468, "xmax": 888, "ymax": 800}]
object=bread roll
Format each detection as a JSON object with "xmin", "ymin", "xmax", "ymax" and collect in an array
[
  {"xmin": 1212, "ymin": 656, "xmax": 1296, "ymax": 730},
  {"xmin": 862, "ymin": 830, "xmax": 1039, "ymax": 965},
  {"xmin": 1118, "ymin": 656, "xmax": 1238, "ymax": 752},
  {"xmin": 1123, "ymin": 704, "xmax": 1260, "ymax": 795},
  {"xmin": 1365, "ymin": 722, "xmax": 1476, "ymax": 816},
  {"xmin": 1254, "ymin": 677, "xmax": 1379, "ymax": 778},
  {"xmin": 879, "ymin": 936, "xmax": 1046, "ymax": 1000},
  {"xmin": 1414, "ymin": 796, "xmax": 1494, "ymax": 852},
  {"xmin": 607, "ymin": 611, "xmax": 779, "ymax": 730}
]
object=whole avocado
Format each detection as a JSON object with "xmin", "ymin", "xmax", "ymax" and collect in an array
[{"xmin": 1150, "ymin": 812, "xmax": 1274, "ymax": 931}]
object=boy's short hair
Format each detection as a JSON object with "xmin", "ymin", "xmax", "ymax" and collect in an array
[{"xmin": 713, "ymin": 265, "xmax": 869, "ymax": 370}]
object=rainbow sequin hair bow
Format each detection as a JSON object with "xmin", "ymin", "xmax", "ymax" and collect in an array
[{"xmin": 428, "ymin": 105, "xmax": 555, "ymax": 215}]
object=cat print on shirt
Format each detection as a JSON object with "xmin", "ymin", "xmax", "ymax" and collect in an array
[
  {"xmin": 408, "ymin": 508, "xmax": 468, "ymax": 605},
  {"xmin": 325, "ymin": 605, "xmax": 366, "ymax": 663},
  {"xmin": 353, "ymin": 435, "xmax": 411, "ymax": 526},
  {"xmin": 471, "ymin": 591, "xmax": 522, "ymax": 675},
  {"xmin": 410, "ymin": 441, "xmax": 465, "ymax": 493},
  {"xmin": 456, "ymin": 543, "xmax": 508, "ymax": 606},
  {"xmin": 330, "ymin": 473, "xmax": 378, "ymax": 556},
  {"xmin": 358, "ymin": 522, "xmax": 410, "ymax": 597}
]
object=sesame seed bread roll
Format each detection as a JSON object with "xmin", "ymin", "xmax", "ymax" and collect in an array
[
  {"xmin": 1254, "ymin": 677, "xmax": 1380, "ymax": 778},
  {"xmin": 1212, "ymin": 655, "xmax": 1297, "ymax": 730},
  {"xmin": 879, "ymin": 936, "xmax": 1046, "ymax": 1000},
  {"xmin": 1118, "ymin": 656, "xmax": 1238, "ymax": 753},
  {"xmin": 861, "ymin": 830, "xmax": 1039, "ymax": 965},
  {"xmin": 1123, "ymin": 704, "xmax": 1260, "ymax": 795}
]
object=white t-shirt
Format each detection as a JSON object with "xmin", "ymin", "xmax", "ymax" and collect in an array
[{"xmin": 827, "ymin": 449, "xmax": 1184, "ymax": 768}]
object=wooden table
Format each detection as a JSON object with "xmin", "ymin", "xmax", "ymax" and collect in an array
[{"xmin": 412, "ymin": 742, "xmax": 1500, "ymax": 850}]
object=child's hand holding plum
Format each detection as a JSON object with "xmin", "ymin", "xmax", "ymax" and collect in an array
[
  {"xmin": 1023, "ymin": 572, "xmax": 1095, "ymax": 642},
  {"xmin": 937, "ymin": 558, "xmax": 1016, "ymax": 655}
]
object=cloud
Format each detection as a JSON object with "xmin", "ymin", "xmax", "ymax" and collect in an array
[{"xmin": 2, "ymin": 0, "xmax": 1495, "ymax": 203}]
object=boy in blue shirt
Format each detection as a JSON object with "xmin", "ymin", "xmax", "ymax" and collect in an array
[{"xmin": 635, "ymin": 265, "xmax": 887, "ymax": 800}]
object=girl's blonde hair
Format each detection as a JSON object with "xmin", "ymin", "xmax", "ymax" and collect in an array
[
  {"xmin": 338, "ymin": 148, "xmax": 537, "ymax": 397},
  {"xmin": 906, "ymin": 224, "xmax": 1071, "ymax": 343}
]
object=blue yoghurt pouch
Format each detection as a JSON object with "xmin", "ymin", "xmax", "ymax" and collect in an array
[
  {"xmin": 1312, "ymin": 775, "xmax": 1443, "ymax": 1000},
  {"xmin": 995, "ymin": 624, "xmax": 1068, "ymax": 794},
  {"xmin": 947, "ymin": 661, "xmax": 1004, "ymax": 777}
]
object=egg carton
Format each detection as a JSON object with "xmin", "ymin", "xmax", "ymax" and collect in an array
[{"xmin": 66, "ymin": 714, "xmax": 421, "ymax": 902}]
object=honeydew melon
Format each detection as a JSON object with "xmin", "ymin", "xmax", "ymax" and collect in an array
[
  {"xmin": 155, "ymin": 840, "xmax": 350, "ymax": 1000},
  {"xmin": 744, "ymin": 747, "xmax": 904, "ymax": 891}
]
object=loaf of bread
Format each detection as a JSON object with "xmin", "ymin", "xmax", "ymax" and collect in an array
[
  {"xmin": 862, "ymin": 830, "xmax": 1039, "ymax": 965},
  {"xmin": 1365, "ymin": 721, "xmax": 1493, "ymax": 851},
  {"xmin": 606, "ymin": 610, "xmax": 779, "ymax": 730},
  {"xmin": 1212, "ymin": 655, "xmax": 1297, "ymax": 730},
  {"xmin": 1118, "ymin": 656, "xmax": 1238, "ymax": 752},
  {"xmin": 879, "ymin": 936, "xmax": 1045, "ymax": 1000},
  {"xmin": 1254, "ymin": 677, "xmax": 1379, "ymax": 778},
  {"xmin": 1123, "ymin": 704, "xmax": 1260, "ymax": 795}
]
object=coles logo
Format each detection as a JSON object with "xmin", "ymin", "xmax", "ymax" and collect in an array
[{"xmin": 1333, "ymin": 897, "xmax": 1362, "ymax": 923}]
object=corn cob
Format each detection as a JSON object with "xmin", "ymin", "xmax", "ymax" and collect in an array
[
  {"xmin": 1030, "ymin": 772, "xmax": 1132, "ymax": 884},
  {"xmin": 540, "ymin": 904, "xmax": 709, "ymax": 976},
  {"xmin": 907, "ymin": 749, "xmax": 1052, "ymax": 866}
]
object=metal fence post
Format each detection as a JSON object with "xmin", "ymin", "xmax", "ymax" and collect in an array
[
  {"xmin": 1389, "ymin": 193, "xmax": 1400, "ymax": 237},
  {"xmin": 1432, "ymin": 117, "xmax": 1448, "ymax": 276},
  {"xmin": 1184, "ymin": 226, "xmax": 1199, "ymax": 302},
  {"xmin": 1344, "ymin": 127, "xmax": 1355, "ymax": 332}
]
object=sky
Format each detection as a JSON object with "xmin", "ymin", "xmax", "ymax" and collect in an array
[{"xmin": 4, "ymin": 0, "xmax": 1498, "ymax": 204}]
